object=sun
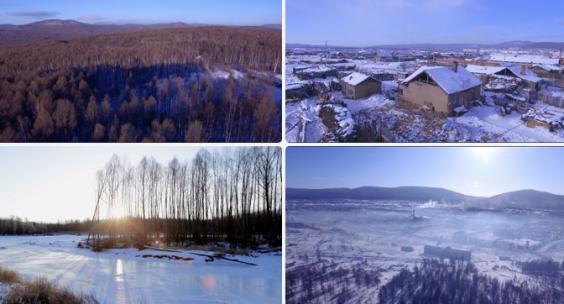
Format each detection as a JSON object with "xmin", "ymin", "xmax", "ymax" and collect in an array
[{"xmin": 470, "ymin": 147, "xmax": 497, "ymax": 164}]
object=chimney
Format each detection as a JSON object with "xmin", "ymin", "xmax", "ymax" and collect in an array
[
  {"xmin": 520, "ymin": 64, "xmax": 526, "ymax": 75},
  {"xmin": 453, "ymin": 61, "xmax": 458, "ymax": 73}
]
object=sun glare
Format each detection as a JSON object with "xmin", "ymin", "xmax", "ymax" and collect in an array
[{"xmin": 470, "ymin": 147, "xmax": 497, "ymax": 164}]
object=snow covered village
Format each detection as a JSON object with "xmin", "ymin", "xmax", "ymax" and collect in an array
[{"xmin": 286, "ymin": 46, "xmax": 564, "ymax": 142}]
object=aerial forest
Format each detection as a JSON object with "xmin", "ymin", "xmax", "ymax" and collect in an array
[
  {"xmin": 87, "ymin": 147, "xmax": 282, "ymax": 250},
  {"xmin": 379, "ymin": 259, "xmax": 564, "ymax": 304},
  {"xmin": 0, "ymin": 26, "xmax": 282, "ymax": 142}
]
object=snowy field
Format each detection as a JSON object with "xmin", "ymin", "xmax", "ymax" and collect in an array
[
  {"xmin": 286, "ymin": 200, "xmax": 564, "ymax": 303},
  {"xmin": 0, "ymin": 235, "xmax": 281, "ymax": 304}
]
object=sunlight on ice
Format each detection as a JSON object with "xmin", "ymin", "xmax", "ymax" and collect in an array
[
  {"xmin": 201, "ymin": 274, "xmax": 217, "ymax": 290},
  {"xmin": 115, "ymin": 259, "xmax": 124, "ymax": 282}
]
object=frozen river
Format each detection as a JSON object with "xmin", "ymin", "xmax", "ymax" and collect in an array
[{"xmin": 0, "ymin": 235, "xmax": 281, "ymax": 304}]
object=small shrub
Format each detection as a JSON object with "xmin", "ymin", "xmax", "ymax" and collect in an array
[
  {"xmin": 6, "ymin": 278, "xmax": 96, "ymax": 304},
  {"xmin": 319, "ymin": 106, "xmax": 339, "ymax": 131},
  {"xmin": 0, "ymin": 267, "xmax": 21, "ymax": 284}
]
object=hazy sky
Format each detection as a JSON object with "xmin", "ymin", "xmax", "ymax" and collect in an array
[
  {"xmin": 287, "ymin": 147, "xmax": 564, "ymax": 197},
  {"xmin": 0, "ymin": 146, "xmax": 229, "ymax": 223},
  {"xmin": 0, "ymin": 0, "xmax": 280, "ymax": 25},
  {"xmin": 287, "ymin": 0, "xmax": 564, "ymax": 46}
]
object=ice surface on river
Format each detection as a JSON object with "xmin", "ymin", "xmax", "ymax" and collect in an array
[{"xmin": 0, "ymin": 235, "xmax": 281, "ymax": 304}]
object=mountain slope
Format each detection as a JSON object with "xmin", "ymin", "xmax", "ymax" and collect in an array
[
  {"xmin": 287, "ymin": 186, "xmax": 564, "ymax": 211},
  {"xmin": 0, "ymin": 19, "xmax": 208, "ymax": 45},
  {"xmin": 287, "ymin": 41, "xmax": 564, "ymax": 50},
  {"xmin": 286, "ymin": 186, "xmax": 476, "ymax": 203},
  {"xmin": 481, "ymin": 189, "xmax": 564, "ymax": 211}
]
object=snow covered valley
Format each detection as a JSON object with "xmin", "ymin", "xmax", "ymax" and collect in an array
[
  {"xmin": 286, "ymin": 200, "xmax": 564, "ymax": 303},
  {"xmin": 0, "ymin": 235, "xmax": 281, "ymax": 304}
]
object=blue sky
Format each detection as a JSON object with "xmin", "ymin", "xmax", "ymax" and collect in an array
[
  {"xmin": 0, "ymin": 146, "xmax": 225, "ymax": 222},
  {"xmin": 287, "ymin": 147, "xmax": 564, "ymax": 197},
  {"xmin": 287, "ymin": 0, "xmax": 564, "ymax": 46},
  {"xmin": 0, "ymin": 0, "xmax": 280, "ymax": 25}
]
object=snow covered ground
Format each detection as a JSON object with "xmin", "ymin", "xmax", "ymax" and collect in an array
[
  {"xmin": 0, "ymin": 282, "xmax": 11, "ymax": 303},
  {"xmin": 286, "ymin": 200, "xmax": 564, "ymax": 303},
  {"xmin": 286, "ymin": 50, "xmax": 564, "ymax": 143},
  {"xmin": 288, "ymin": 95, "xmax": 564, "ymax": 142},
  {"xmin": 0, "ymin": 235, "xmax": 281, "ymax": 304},
  {"xmin": 453, "ymin": 104, "xmax": 564, "ymax": 142},
  {"xmin": 286, "ymin": 99, "xmax": 326, "ymax": 142}
]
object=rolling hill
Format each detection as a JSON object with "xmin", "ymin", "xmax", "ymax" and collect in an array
[
  {"xmin": 286, "ymin": 186, "xmax": 476, "ymax": 203},
  {"xmin": 286, "ymin": 186, "xmax": 564, "ymax": 211},
  {"xmin": 0, "ymin": 19, "xmax": 281, "ymax": 46}
]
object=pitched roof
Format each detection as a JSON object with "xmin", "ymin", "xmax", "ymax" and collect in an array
[
  {"xmin": 466, "ymin": 64, "xmax": 542, "ymax": 83},
  {"xmin": 533, "ymin": 64, "xmax": 563, "ymax": 72},
  {"xmin": 341, "ymin": 72, "xmax": 374, "ymax": 86},
  {"xmin": 465, "ymin": 64, "xmax": 506, "ymax": 75},
  {"xmin": 402, "ymin": 66, "xmax": 482, "ymax": 94},
  {"xmin": 507, "ymin": 66, "xmax": 541, "ymax": 83}
]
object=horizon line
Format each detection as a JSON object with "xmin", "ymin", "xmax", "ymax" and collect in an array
[
  {"xmin": 287, "ymin": 41, "xmax": 564, "ymax": 48},
  {"xmin": 1, "ymin": 18, "xmax": 282, "ymax": 27},
  {"xmin": 286, "ymin": 185, "xmax": 564, "ymax": 197}
]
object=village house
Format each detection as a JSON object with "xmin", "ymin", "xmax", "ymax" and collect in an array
[
  {"xmin": 423, "ymin": 245, "xmax": 471, "ymax": 261},
  {"xmin": 532, "ymin": 64, "xmax": 563, "ymax": 78},
  {"xmin": 294, "ymin": 65, "xmax": 338, "ymax": 80},
  {"xmin": 521, "ymin": 107, "xmax": 564, "ymax": 132},
  {"xmin": 532, "ymin": 64, "xmax": 564, "ymax": 88},
  {"xmin": 373, "ymin": 49, "xmax": 394, "ymax": 62},
  {"xmin": 286, "ymin": 83, "xmax": 310, "ymax": 101},
  {"xmin": 340, "ymin": 71, "xmax": 381, "ymax": 99},
  {"xmin": 400, "ymin": 64, "xmax": 482, "ymax": 115},
  {"xmin": 465, "ymin": 64, "xmax": 541, "ymax": 91}
]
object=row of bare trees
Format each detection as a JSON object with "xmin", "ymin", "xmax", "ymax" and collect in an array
[
  {"xmin": 0, "ymin": 26, "xmax": 282, "ymax": 74},
  {"xmin": 88, "ymin": 147, "xmax": 282, "ymax": 249}
]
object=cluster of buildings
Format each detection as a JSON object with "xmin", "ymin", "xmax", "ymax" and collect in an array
[{"xmin": 287, "ymin": 47, "xmax": 564, "ymax": 131}]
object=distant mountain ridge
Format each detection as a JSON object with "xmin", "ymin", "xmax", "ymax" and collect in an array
[
  {"xmin": 287, "ymin": 186, "xmax": 564, "ymax": 211},
  {"xmin": 287, "ymin": 40, "xmax": 564, "ymax": 50},
  {"xmin": 287, "ymin": 186, "xmax": 476, "ymax": 203},
  {"xmin": 0, "ymin": 19, "xmax": 281, "ymax": 46}
]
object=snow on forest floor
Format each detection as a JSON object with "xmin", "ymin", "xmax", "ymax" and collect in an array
[{"xmin": 0, "ymin": 235, "xmax": 281, "ymax": 304}]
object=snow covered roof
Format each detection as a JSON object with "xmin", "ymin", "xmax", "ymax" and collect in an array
[
  {"xmin": 507, "ymin": 66, "xmax": 541, "ymax": 83},
  {"xmin": 299, "ymin": 65, "xmax": 335, "ymax": 73},
  {"xmin": 466, "ymin": 64, "xmax": 541, "ymax": 83},
  {"xmin": 465, "ymin": 64, "xmax": 506, "ymax": 75},
  {"xmin": 341, "ymin": 72, "xmax": 374, "ymax": 86},
  {"xmin": 286, "ymin": 83, "xmax": 306, "ymax": 91},
  {"xmin": 376, "ymin": 49, "xmax": 394, "ymax": 57},
  {"xmin": 402, "ymin": 66, "xmax": 482, "ymax": 94},
  {"xmin": 489, "ymin": 54, "xmax": 559, "ymax": 65},
  {"xmin": 533, "ymin": 64, "xmax": 563, "ymax": 72},
  {"xmin": 522, "ymin": 106, "xmax": 564, "ymax": 126}
]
